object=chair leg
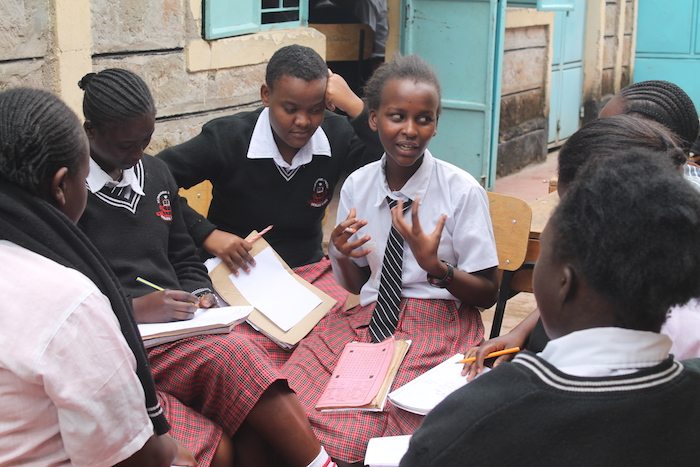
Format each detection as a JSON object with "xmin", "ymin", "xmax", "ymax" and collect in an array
[{"xmin": 490, "ymin": 270, "xmax": 514, "ymax": 339}]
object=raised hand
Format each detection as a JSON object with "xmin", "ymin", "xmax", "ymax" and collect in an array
[
  {"xmin": 330, "ymin": 207, "xmax": 372, "ymax": 258},
  {"xmin": 391, "ymin": 198, "xmax": 447, "ymax": 277}
]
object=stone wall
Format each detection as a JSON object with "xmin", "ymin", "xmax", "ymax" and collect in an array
[{"xmin": 496, "ymin": 10, "xmax": 551, "ymax": 177}]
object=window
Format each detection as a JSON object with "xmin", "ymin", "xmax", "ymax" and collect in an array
[
  {"xmin": 203, "ymin": 0, "xmax": 309, "ymax": 40},
  {"xmin": 508, "ymin": 0, "xmax": 574, "ymax": 10}
]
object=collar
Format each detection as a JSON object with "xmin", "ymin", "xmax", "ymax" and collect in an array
[
  {"xmin": 538, "ymin": 327, "xmax": 672, "ymax": 377},
  {"xmin": 374, "ymin": 149, "xmax": 435, "ymax": 207},
  {"xmin": 86, "ymin": 157, "xmax": 145, "ymax": 195},
  {"xmin": 246, "ymin": 107, "xmax": 331, "ymax": 170}
]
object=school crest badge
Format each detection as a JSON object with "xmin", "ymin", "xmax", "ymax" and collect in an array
[
  {"xmin": 309, "ymin": 177, "xmax": 330, "ymax": 208},
  {"xmin": 155, "ymin": 190, "xmax": 173, "ymax": 221}
]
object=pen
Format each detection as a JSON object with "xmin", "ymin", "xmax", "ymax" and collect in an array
[
  {"xmin": 136, "ymin": 276, "xmax": 165, "ymax": 291},
  {"xmin": 456, "ymin": 347, "xmax": 520, "ymax": 364},
  {"xmin": 249, "ymin": 224, "xmax": 273, "ymax": 243}
]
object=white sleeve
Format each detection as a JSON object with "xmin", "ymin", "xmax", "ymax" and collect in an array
[
  {"xmin": 39, "ymin": 291, "xmax": 154, "ymax": 467},
  {"xmin": 452, "ymin": 186, "xmax": 498, "ymax": 273}
]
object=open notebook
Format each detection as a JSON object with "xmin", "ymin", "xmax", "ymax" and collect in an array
[
  {"xmin": 388, "ymin": 353, "xmax": 489, "ymax": 416},
  {"xmin": 209, "ymin": 232, "xmax": 336, "ymax": 349},
  {"xmin": 137, "ymin": 306, "xmax": 252, "ymax": 349},
  {"xmin": 316, "ymin": 337, "xmax": 411, "ymax": 412}
]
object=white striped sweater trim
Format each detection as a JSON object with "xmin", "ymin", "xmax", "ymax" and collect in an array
[
  {"xmin": 91, "ymin": 160, "xmax": 145, "ymax": 214},
  {"xmin": 514, "ymin": 352, "xmax": 683, "ymax": 393},
  {"xmin": 147, "ymin": 403, "xmax": 163, "ymax": 418}
]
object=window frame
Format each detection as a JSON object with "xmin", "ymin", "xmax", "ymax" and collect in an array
[{"xmin": 203, "ymin": 0, "xmax": 309, "ymax": 40}]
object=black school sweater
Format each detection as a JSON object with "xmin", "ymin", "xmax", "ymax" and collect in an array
[
  {"xmin": 401, "ymin": 353, "xmax": 700, "ymax": 467},
  {"xmin": 157, "ymin": 107, "xmax": 381, "ymax": 268},
  {"xmin": 79, "ymin": 156, "xmax": 212, "ymax": 299}
]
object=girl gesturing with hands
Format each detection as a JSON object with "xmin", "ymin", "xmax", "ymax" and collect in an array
[{"xmin": 282, "ymin": 55, "xmax": 499, "ymax": 464}]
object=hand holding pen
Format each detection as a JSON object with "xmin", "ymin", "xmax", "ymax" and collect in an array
[
  {"xmin": 133, "ymin": 277, "xmax": 199, "ymax": 323},
  {"xmin": 202, "ymin": 225, "xmax": 273, "ymax": 275}
]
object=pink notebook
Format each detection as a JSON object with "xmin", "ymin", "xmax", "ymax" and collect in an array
[{"xmin": 316, "ymin": 337, "xmax": 411, "ymax": 412}]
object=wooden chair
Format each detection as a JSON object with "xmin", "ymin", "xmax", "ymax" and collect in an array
[{"xmin": 487, "ymin": 192, "xmax": 533, "ymax": 339}]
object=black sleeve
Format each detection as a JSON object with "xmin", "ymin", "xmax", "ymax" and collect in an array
[
  {"xmin": 342, "ymin": 105, "xmax": 384, "ymax": 174},
  {"xmin": 159, "ymin": 161, "xmax": 213, "ymax": 294},
  {"xmin": 156, "ymin": 118, "xmax": 234, "ymax": 246}
]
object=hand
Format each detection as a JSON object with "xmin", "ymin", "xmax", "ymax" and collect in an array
[
  {"xmin": 461, "ymin": 331, "xmax": 527, "ymax": 381},
  {"xmin": 169, "ymin": 435, "xmax": 197, "ymax": 467},
  {"xmin": 132, "ymin": 290, "xmax": 198, "ymax": 323},
  {"xmin": 391, "ymin": 198, "xmax": 447, "ymax": 276},
  {"xmin": 197, "ymin": 292, "xmax": 218, "ymax": 309},
  {"xmin": 325, "ymin": 69, "xmax": 364, "ymax": 117},
  {"xmin": 330, "ymin": 208, "xmax": 372, "ymax": 258},
  {"xmin": 203, "ymin": 229, "xmax": 255, "ymax": 275}
]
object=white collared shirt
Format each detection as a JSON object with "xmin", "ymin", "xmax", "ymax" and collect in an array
[
  {"xmin": 538, "ymin": 327, "xmax": 672, "ymax": 377},
  {"xmin": 662, "ymin": 298, "xmax": 700, "ymax": 360},
  {"xmin": 86, "ymin": 157, "xmax": 145, "ymax": 196},
  {"xmin": 332, "ymin": 150, "xmax": 498, "ymax": 305},
  {"xmin": 246, "ymin": 107, "xmax": 332, "ymax": 170}
]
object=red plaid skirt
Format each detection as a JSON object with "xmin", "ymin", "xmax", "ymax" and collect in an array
[
  {"xmin": 282, "ymin": 298, "xmax": 484, "ymax": 463},
  {"xmin": 148, "ymin": 331, "xmax": 283, "ymax": 463},
  {"xmin": 233, "ymin": 257, "xmax": 350, "ymax": 368}
]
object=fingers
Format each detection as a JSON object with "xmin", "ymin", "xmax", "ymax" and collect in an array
[
  {"xmin": 223, "ymin": 241, "xmax": 255, "ymax": 276},
  {"xmin": 198, "ymin": 293, "xmax": 217, "ymax": 309}
]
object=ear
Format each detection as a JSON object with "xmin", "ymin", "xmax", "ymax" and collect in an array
[
  {"xmin": 368, "ymin": 110, "xmax": 378, "ymax": 132},
  {"xmin": 83, "ymin": 120, "xmax": 96, "ymax": 140},
  {"xmin": 261, "ymin": 83, "xmax": 271, "ymax": 107},
  {"xmin": 560, "ymin": 264, "xmax": 577, "ymax": 304},
  {"xmin": 50, "ymin": 167, "xmax": 70, "ymax": 210}
]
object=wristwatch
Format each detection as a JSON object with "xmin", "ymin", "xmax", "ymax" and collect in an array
[{"xmin": 427, "ymin": 261, "xmax": 454, "ymax": 288}]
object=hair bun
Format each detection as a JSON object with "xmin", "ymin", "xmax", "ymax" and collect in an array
[{"xmin": 78, "ymin": 72, "xmax": 97, "ymax": 90}]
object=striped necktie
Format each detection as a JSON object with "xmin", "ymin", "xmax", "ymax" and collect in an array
[{"xmin": 369, "ymin": 197, "xmax": 413, "ymax": 342}]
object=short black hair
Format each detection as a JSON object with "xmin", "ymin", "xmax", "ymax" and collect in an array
[
  {"xmin": 363, "ymin": 55, "xmax": 442, "ymax": 115},
  {"xmin": 78, "ymin": 68, "xmax": 155, "ymax": 126},
  {"xmin": 265, "ymin": 45, "xmax": 328, "ymax": 88},
  {"xmin": 550, "ymin": 149, "xmax": 700, "ymax": 332},
  {"xmin": 0, "ymin": 88, "xmax": 86, "ymax": 195},
  {"xmin": 558, "ymin": 114, "xmax": 684, "ymax": 190},
  {"xmin": 620, "ymin": 80, "xmax": 699, "ymax": 152}
]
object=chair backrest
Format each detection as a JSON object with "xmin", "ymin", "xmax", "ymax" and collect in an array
[{"xmin": 487, "ymin": 192, "xmax": 532, "ymax": 272}]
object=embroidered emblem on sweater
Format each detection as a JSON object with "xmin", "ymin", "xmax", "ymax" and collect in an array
[
  {"xmin": 309, "ymin": 178, "xmax": 330, "ymax": 208},
  {"xmin": 93, "ymin": 160, "xmax": 144, "ymax": 213},
  {"xmin": 155, "ymin": 191, "xmax": 173, "ymax": 222}
]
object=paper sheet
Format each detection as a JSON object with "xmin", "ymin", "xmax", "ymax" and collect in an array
[
  {"xmin": 364, "ymin": 435, "xmax": 412, "ymax": 467},
  {"xmin": 388, "ymin": 353, "xmax": 489, "ymax": 416},
  {"xmin": 227, "ymin": 247, "xmax": 322, "ymax": 332},
  {"xmin": 137, "ymin": 306, "xmax": 251, "ymax": 338}
]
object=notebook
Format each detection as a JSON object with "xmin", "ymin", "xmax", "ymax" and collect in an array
[
  {"xmin": 137, "ymin": 305, "xmax": 252, "ymax": 348},
  {"xmin": 315, "ymin": 337, "xmax": 411, "ymax": 412},
  {"xmin": 387, "ymin": 353, "xmax": 489, "ymax": 415},
  {"xmin": 364, "ymin": 435, "xmax": 412, "ymax": 467},
  {"xmin": 209, "ymin": 232, "xmax": 337, "ymax": 349}
]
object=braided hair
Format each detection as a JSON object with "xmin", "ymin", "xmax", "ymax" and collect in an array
[
  {"xmin": 551, "ymin": 149, "xmax": 700, "ymax": 332},
  {"xmin": 78, "ymin": 68, "xmax": 155, "ymax": 127},
  {"xmin": 620, "ymin": 80, "xmax": 699, "ymax": 151},
  {"xmin": 265, "ymin": 45, "xmax": 328, "ymax": 89},
  {"xmin": 0, "ymin": 88, "xmax": 86, "ymax": 195},
  {"xmin": 363, "ymin": 54, "xmax": 442, "ymax": 115},
  {"xmin": 558, "ymin": 114, "xmax": 685, "ymax": 191}
]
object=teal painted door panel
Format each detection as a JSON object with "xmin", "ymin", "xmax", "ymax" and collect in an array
[
  {"xmin": 402, "ymin": 0, "xmax": 505, "ymax": 187},
  {"xmin": 548, "ymin": 0, "xmax": 585, "ymax": 144},
  {"xmin": 635, "ymin": 0, "xmax": 700, "ymax": 110},
  {"xmin": 636, "ymin": 0, "xmax": 694, "ymax": 54},
  {"xmin": 204, "ymin": 0, "xmax": 261, "ymax": 39}
]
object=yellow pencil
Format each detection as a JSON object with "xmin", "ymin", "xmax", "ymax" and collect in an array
[
  {"xmin": 136, "ymin": 276, "xmax": 165, "ymax": 291},
  {"xmin": 456, "ymin": 347, "xmax": 520, "ymax": 364}
]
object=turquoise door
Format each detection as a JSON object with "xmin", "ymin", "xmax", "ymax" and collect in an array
[
  {"xmin": 401, "ymin": 0, "xmax": 507, "ymax": 188},
  {"xmin": 635, "ymin": 0, "xmax": 700, "ymax": 108},
  {"xmin": 548, "ymin": 0, "xmax": 586, "ymax": 144}
]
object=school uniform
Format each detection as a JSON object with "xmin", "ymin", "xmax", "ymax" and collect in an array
[
  {"xmin": 79, "ymin": 155, "xmax": 286, "ymax": 465},
  {"xmin": 282, "ymin": 150, "xmax": 499, "ymax": 462},
  {"xmin": 157, "ymin": 106, "xmax": 381, "ymax": 268},
  {"xmin": 157, "ymin": 107, "xmax": 380, "ymax": 365},
  {"xmin": 0, "ymin": 241, "xmax": 153, "ymax": 467},
  {"xmin": 401, "ymin": 328, "xmax": 700, "ymax": 466}
]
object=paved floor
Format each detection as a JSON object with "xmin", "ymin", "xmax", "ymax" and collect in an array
[{"xmin": 323, "ymin": 151, "xmax": 560, "ymax": 337}]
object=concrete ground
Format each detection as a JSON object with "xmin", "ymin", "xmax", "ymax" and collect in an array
[{"xmin": 323, "ymin": 150, "xmax": 559, "ymax": 336}]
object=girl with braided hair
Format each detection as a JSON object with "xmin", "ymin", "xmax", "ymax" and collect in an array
[
  {"xmin": 77, "ymin": 68, "xmax": 338, "ymax": 467},
  {"xmin": 465, "ymin": 79, "xmax": 700, "ymax": 379},
  {"xmin": 0, "ymin": 87, "xmax": 183, "ymax": 465}
]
